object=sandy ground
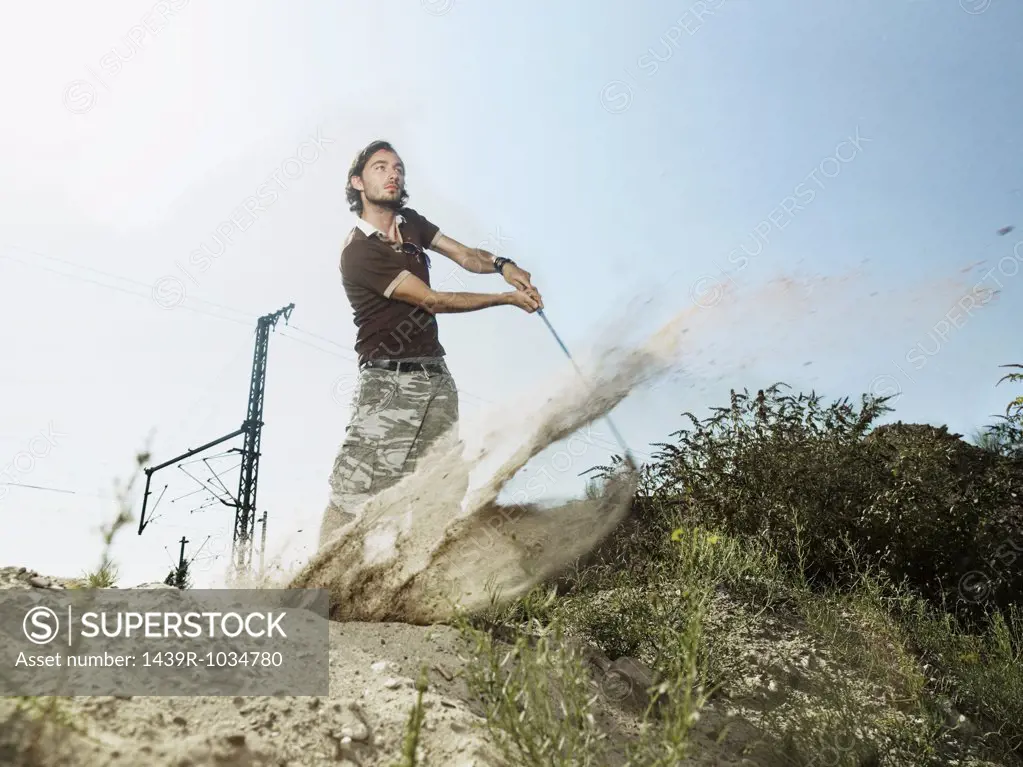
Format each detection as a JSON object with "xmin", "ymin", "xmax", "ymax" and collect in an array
[
  {"xmin": 0, "ymin": 571, "xmax": 503, "ymax": 765},
  {"xmin": 5, "ymin": 566, "xmax": 1009, "ymax": 767},
  {"xmin": 0, "ymin": 567, "xmax": 774, "ymax": 767}
]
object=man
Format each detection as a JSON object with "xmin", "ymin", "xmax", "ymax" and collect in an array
[{"xmin": 318, "ymin": 139, "xmax": 543, "ymax": 547}]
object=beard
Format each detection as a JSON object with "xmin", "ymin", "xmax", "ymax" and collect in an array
[{"xmin": 365, "ymin": 185, "xmax": 404, "ymax": 211}]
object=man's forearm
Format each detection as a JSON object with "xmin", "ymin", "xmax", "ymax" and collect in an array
[
  {"xmin": 459, "ymin": 247, "xmax": 498, "ymax": 275},
  {"xmin": 424, "ymin": 290, "xmax": 508, "ymax": 314}
]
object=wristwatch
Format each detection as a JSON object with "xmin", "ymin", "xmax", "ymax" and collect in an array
[{"xmin": 493, "ymin": 256, "xmax": 515, "ymax": 274}]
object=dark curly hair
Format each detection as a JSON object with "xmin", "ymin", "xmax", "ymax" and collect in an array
[{"xmin": 345, "ymin": 140, "xmax": 409, "ymax": 216}]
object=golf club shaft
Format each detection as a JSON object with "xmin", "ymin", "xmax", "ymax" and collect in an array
[{"xmin": 536, "ymin": 309, "xmax": 637, "ymax": 469}]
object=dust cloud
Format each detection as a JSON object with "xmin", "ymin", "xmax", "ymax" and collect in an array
[{"xmin": 247, "ymin": 266, "xmax": 992, "ymax": 624}]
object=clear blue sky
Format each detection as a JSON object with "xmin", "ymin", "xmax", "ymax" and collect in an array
[{"xmin": 1, "ymin": 1, "xmax": 1020, "ymax": 585}]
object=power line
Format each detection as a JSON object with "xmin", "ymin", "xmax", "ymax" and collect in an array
[
  {"xmin": 4, "ymin": 244, "xmax": 257, "ymax": 321},
  {"xmin": 1, "ymin": 245, "xmax": 257, "ymax": 328},
  {"xmin": 0, "ymin": 481, "xmax": 113, "ymax": 499},
  {"xmin": 285, "ymin": 324, "xmax": 355, "ymax": 354},
  {"xmin": 276, "ymin": 328, "xmax": 356, "ymax": 361}
]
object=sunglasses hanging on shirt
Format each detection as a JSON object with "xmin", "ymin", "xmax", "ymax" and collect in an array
[{"xmin": 401, "ymin": 241, "xmax": 431, "ymax": 268}]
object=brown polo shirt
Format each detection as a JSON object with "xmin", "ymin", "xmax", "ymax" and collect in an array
[{"xmin": 339, "ymin": 207, "xmax": 447, "ymax": 365}]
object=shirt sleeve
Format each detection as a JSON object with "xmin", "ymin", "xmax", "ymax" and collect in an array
[
  {"xmin": 341, "ymin": 243, "xmax": 411, "ymax": 298},
  {"xmin": 404, "ymin": 208, "xmax": 441, "ymax": 250}
]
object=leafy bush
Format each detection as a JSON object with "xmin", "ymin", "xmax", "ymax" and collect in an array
[
  {"xmin": 620, "ymin": 384, "xmax": 1023, "ymax": 624},
  {"xmin": 979, "ymin": 363, "xmax": 1023, "ymax": 459}
]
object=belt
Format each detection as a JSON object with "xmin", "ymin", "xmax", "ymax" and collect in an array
[{"xmin": 360, "ymin": 359, "xmax": 447, "ymax": 374}]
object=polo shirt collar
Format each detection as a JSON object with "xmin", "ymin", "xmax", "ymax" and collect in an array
[{"xmin": 355, "ymin": 213, "xmax": 405, "ymax": 241}]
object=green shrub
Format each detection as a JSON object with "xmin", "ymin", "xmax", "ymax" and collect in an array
[
  {"xmin": 616, "ymin": 384, "xmax": 1023, "ymax": 624},
  {"xmin": 82, "ymin": 560, "xmax": 118, "ymax": 588},
  {"xmin": 980, "ymin": 363, "xmax": 1023, "ymax": 459}
]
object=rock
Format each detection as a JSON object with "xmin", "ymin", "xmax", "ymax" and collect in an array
[
  {"xmin": 936, "ymin": 696, "xmax": 981, "ymax": 739},
  {"xmin": 333, "ymin": 702, "xmax": 371, "ymax": 743},
  {"xmin": 432, "ymin": 663, "xmax": 453, "ymax": 681},
  {"xmin": 600, "ymin": 656, "xmax": 664, "ymax": 714}
]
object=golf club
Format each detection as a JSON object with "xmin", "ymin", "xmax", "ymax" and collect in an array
[{"xmin": 536, "ymin": 308, "xmax": 638, "ymax": 471}]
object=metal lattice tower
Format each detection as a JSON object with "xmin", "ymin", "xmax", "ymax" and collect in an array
[
  {"xmin": 232, "ymin": 304, "xmax": 293, "ymax": 573},
  {"xmin": 137, "ymin": 302, "xmax": 294, "ymax": 582}
]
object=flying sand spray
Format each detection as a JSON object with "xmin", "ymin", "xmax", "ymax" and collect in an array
[{"xmin": 535, "ymin": 309, "xmax": 637, "ymax": 471}]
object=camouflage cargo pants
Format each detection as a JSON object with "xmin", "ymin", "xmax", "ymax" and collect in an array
[{"xmin": 318, "ymin": 357, "xmax": 460, "ymax": 548}]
